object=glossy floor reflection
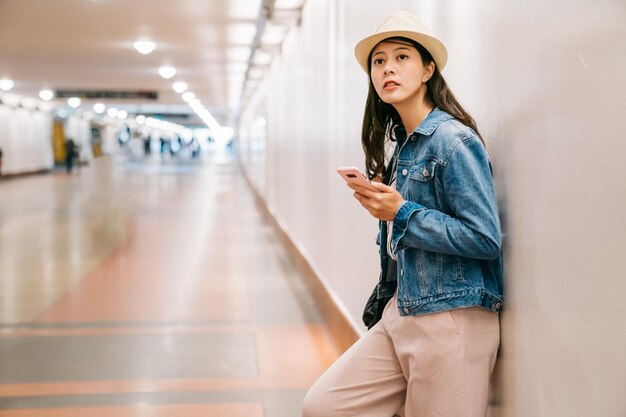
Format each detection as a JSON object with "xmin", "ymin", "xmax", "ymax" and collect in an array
[{"xmin": 0, "ymin": 153, "xmax": 339, "ymax": 416}]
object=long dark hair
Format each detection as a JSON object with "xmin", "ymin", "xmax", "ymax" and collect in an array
[{"xmin": 361, "ymin": 37, "xmax": 483, "ymax": 180}]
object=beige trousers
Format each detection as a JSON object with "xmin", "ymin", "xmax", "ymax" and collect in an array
[{"xmin": 302, "ymin": 292, "xmax": 500, "ymax": 417}]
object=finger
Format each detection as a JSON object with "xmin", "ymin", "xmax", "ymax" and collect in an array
[
  {"xmin": 346, "ymin": 182, "xmax": 368, "ymax": 192},
  {"xmin": 349, "ymin": 184, "xmax": 378, "ymax": 198},
  {"xmin": 370, "ymin": 181, "xmax": 392, "ymax": 192},
  {"xmin": 353, "ymin": 191, "xmax": 367, "ymax": 203},
  {"xmin": 350, "ymin": 183, "xmax": 382, "ymax": 197},
  {"xmin": 354, "ymin": 193, "xmax": 371, "ymax": 210}
]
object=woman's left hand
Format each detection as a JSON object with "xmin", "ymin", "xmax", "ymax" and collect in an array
[{"xmin": 348, "ymin": 181, "xmax": 405, "ymax": 221}]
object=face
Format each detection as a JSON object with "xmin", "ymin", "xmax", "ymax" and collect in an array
[{"xmin": 370, "ymin": 39, "xmax": 434, "ymax": 108}]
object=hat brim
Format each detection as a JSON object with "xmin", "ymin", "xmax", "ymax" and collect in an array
[{"xmin": 354, "ymin": 30, "xmax": 448, "ymax": 74}]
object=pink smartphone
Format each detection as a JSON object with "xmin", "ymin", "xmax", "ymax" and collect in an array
[{"xmin": 337, "ymin": 166, "xmax": 378, "ymax": 191}]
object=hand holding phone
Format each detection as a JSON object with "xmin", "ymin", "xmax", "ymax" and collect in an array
[{"xmin": 337, "ymin": 167, "xmax": 378, "ymax": 192}]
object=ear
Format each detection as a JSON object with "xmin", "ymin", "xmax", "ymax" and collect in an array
[{"xmin": 424, "ymin": 61, "xmax": 435, "ymax": 82}]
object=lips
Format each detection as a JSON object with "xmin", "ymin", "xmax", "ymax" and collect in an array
[{"xmin": 383, "ymin": 80, "xmax": 400, "ymax": 89}]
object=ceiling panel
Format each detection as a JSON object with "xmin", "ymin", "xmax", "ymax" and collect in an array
[{"xmin": 0, "ymin": 0, "xmax": 263, "ymax": 127}]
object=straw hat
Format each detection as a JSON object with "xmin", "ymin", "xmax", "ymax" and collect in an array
[{"xmin": 354, "ymin": 11, "xmax": 447, "ymax": 73}]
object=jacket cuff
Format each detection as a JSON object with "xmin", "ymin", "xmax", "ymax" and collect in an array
[{"xmin": 391, "ymin": 201, "xmax": 426, "ymax": 253}]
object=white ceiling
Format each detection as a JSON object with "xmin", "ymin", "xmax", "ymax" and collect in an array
[{"xmin": 0, "ymin": 0, "xmax": 276, "ymax": 127}]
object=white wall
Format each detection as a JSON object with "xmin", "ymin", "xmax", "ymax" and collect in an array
[
  {"xmin": 237, "ymin": 1, "xmax": 626, "ymax": 416},
  {"xmin": 241, "ymin": 0, "xmax": 381, "ymax": 328},
  {"xmin": 238, "ymin": 82, "xmax": 269, "ymax": 195},
  {"xmin": 0, "ymin": 103, "xmax": 54, "ymax": 175}
]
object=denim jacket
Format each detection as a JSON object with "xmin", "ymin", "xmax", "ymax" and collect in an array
[{"xmin": 376, "ymin": 108, "xmax": 504, "ymax": 316}]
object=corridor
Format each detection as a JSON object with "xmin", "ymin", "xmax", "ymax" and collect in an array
[{"xmin": 0, "ymin": 154, "xmax": 339, "ymax": 416}]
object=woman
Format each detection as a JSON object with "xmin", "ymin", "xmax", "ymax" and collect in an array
[{"xmin": 302, "ymin": 11, "xmax": 503, "ymax": 417}]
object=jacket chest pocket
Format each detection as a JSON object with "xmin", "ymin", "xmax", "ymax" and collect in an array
[{"xmin": 406, "ymin": 159, "xmax": 442, "ymax": 208}]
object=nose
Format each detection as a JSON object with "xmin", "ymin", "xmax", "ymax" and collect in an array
[{"xmin": 383, "ymin": 62, "xmax": 395, "ymax": 75}]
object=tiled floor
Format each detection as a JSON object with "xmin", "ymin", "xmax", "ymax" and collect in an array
[{"xmin": 0, "ymin": 152, "xmax": 339, "ymax": 416}]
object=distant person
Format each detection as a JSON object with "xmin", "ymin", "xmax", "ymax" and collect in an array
[
  {"xmin": 65, "ymin": 138, "xmax": 78, "ymax": 174},
  {"xmin": 159, "ymin": 137, "xmax": 166, "ymax": 154},
  {"xmin": 191, "ymin": 138, "xmax": 201, "ymax": 158},
  {"xmin": 143, "ymin": 136, "xmax": 151, "ymax": 155},
  {"xmin": 303, "ymin": 11, "xmax": 503, "ymax": 417},
  {"xmin": 169, "ymin": 139, "xmax": 178, "ymax": 158}
]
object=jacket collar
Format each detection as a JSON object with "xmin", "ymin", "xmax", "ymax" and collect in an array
[
  {"xmin": 392, "ymin": 108, "xmax": 454, "ymax": 144},
  {"xmin": 413, "ymin": 108, "xmax": 454, "ymax": 136}
]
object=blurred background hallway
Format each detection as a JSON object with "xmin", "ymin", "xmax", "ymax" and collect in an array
[{"xmin": 0, "ymin": 152, "xmax": 339, "ymax": 416}]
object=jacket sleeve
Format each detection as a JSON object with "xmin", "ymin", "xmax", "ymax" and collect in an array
[{"xmin": 390, "ymin": 135, "xmax": 501, "ymax": 260}]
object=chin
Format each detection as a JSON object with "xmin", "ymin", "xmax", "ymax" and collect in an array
[
  {"xmin": 377, "ymin": 92, "xmax": 395, "ymax": 103},
  {"xmin": 380, "ymin": 96, "xmax": 403, "ymax": 106}
]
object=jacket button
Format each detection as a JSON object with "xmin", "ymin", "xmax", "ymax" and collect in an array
[
  {"xmin": 495, "ymin": 302, "xmax": 502, "ymax": 309},
  {"xmin": 403, "ymin": 307, "xmax": 410, "ymax": 314},
  {"xmin": 402, "ymin": 169, "xmax": 408, "ymax": 176},
  {"xmin": 400, "ymin": 269, "xmax": 404, "ymax": 276}
]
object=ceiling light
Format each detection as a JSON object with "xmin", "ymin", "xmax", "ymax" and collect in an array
[
  {"xmin": 117, "ymin": 110, "xmax": 128, "ymax": 120},
  {"xmin": 158, "ymin": 66, "xmax": 176, "ymax": 79},
  {"xmin": 39, "ymin": 89, "xmax": 54, "ymax": 101},
  {"xmin": 248, "ymin": 68, "xmax": 265, "ymax": 80},
  {"xmin": 274, "ymin": 0, "xmax": 306, "ymax": 8},
  {"xmin": 261, "ymin": 23, "xmax": 287, "ymax": 45},
  {"xmin": 182, "ymin": 91, "xmax": 195, "ymax": 102},
  {"xmin": 172, "ymin": 82, "xmax": 188, "ymax": 93},
  {"xmin": 246, "ymin": 79, "xmax": 259, "ymax": 88},
  {"xmin": 227, "ymin": 23, "xmax": 257, "ymax": 45},
  {"xmin": 133, "ymin": 40, "xmax": 157, "ymax": 55},
  {"xmin": 93, "ymin": 103, "xmax": 106, "ymax": 113},
  {"xmin": 227, "ymin": 47, "xmax": 253, "ymax": 63},
  {"xmin": 253, "ymin": 50, "xmax": 273, "ymax": 66},
  {"xmin": 107, "ymin": 108, "xmax": 118, "ymax": 117},
  {"xmin": 227, "ymin": 62, "xmax": 249, "ymax": 74},
  {"xmin": 136, "ymin": 115, "xmax": 146, "ymax": 124},
  {"xmin": 191, "ymin": 107, "xmax": 220, "ymax": 130},
  {"xmin": 0, "ymin": 79, "xmax": 14, "ymax": 91},
  {"xmin": 67, "ymin": 97, "xmax": 81, "ymax": 108}
]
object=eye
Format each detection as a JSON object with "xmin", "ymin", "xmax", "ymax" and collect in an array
[
  {"xmin": 373, "ymin": 58, "xmax": 384, "ymax": 65},
  {"xmin": 398, "ymin": 54, "xmax": 409, "ymax": 60}
]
